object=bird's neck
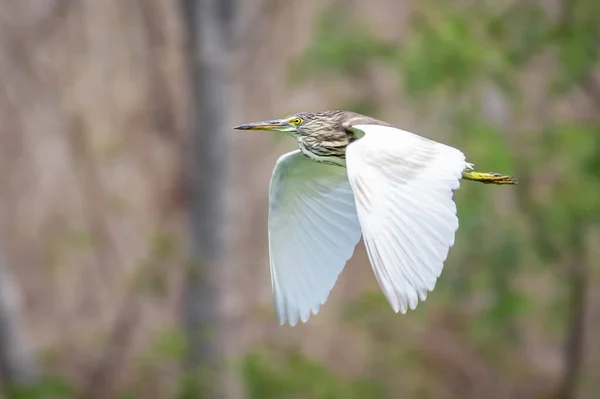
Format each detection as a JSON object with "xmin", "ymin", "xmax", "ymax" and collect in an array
[
  {"xmin": 298, "ymin": 142, "xmax": 347, "ymax": 166},
  {"xmin": 296, "ymin": 136, "xmax": 348, "ymax": 167}
]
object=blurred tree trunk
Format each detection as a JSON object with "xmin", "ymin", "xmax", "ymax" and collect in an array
[
  {"xmin": 0, "ymin": 242, "xmax": 37, "ymax": 394},
  {"xmin": 180, "ymin": 0, "xmax": 241, "ymax": 398}
]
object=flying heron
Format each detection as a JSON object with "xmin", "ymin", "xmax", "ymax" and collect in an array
[{"xmin": 234, "ymin": 110, "xmax": 517, "ymax": 326}]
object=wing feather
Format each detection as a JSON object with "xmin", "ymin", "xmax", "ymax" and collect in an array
[
  {"xmin": 268, "ymin": 150, "xmax": 362, "ymax": 326},
  {"xmin": 346, "ymin": 124, "xmax": 467, "ymax": 313}
]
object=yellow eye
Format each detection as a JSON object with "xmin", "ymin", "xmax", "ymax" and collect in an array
[{"xmin": 291, "ymin": 117, "xmax": 302, "ymax": 125}]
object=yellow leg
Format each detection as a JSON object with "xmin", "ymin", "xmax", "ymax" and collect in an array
[{"xmin": 462, "ymin": 170, "xmax": 518, "ymax": 185}]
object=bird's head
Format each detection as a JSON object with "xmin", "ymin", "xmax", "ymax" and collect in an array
[{"xmin": 234, "ymin": 111, "xmax": 346, "ymax": 138}]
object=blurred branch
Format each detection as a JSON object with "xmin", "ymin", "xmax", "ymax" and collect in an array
[
  {"xmin": 417, "ymin": 328, "xmax": 507, "ymax": 399},
  {"xmin": 76, "ymin": 255, "xmax": 161, "ymax": 399},
  {"xmin": 136, "ymin": 0, "xmax": 188, "ymax": 147},
  {"xmin": 229, "ymin": 0, "xmax": 281, "ymax": 85},
  {"xmin": 554, "ymin": 2, "xmax": 595, "ymax": 397},
  {"xmin": 76, "ymin": 294, "xmax": 140, "ymax": 399},
  {"xmin": 66, "ymin": 121, "xmax": 121, "ymax": 286},
  {"xmin": 0, "ymin": 241, "xmax": 37, "ymax": 394},
  {"xmin": 582, "ymin": 74, "xmax": 600, "ymax": 111},
  {"xmin": 557, "ymin": 231, "xmax": 588, "ymax": 399},
  {"xmin": 66, "ymin": 115, "xmax": 136, "ymax": 399},
  {"xmin": 231, "ymin": 0, "xmax": 274, "ymax": 53},
  {"xmin": 32, "ymin": 0, "xmax": 76, "ymax": 41}
]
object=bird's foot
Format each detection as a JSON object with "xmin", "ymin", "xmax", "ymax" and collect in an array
[{"xmin": 462, "ymin": 170, "xmax": 518, "ymax": 185}]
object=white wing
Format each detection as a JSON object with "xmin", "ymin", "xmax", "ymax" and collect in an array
[
  {"xmin": 268, "ymin": 150, "xmax": 362, "ymax": 326},
  {"xmin": 346, "ymin": 124, "xmax": 468, "ymax": 313}
]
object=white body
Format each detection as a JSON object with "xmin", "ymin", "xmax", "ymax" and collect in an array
[{"xmin": 268, "ymin": 124, "xmax": 471, "ymax": 326}]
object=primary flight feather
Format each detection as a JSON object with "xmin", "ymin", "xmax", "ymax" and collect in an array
[{"xmin": 234, "ymin": 110, "xmax": 517, "ymax": 326}]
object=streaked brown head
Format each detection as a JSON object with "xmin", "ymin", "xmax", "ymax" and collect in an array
[{"xmin": 234, "ymin": 110, "xmax": 391, "ymax": 161}]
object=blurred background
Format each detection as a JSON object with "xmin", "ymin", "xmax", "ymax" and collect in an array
[{"xmin": 0, "ymin": 0, "xmax": 599, "ymax": 398}]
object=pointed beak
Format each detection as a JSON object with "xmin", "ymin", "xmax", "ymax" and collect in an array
[{"xmin": 233, "ymin": 119, "xmax": 289, "ymax": 131}]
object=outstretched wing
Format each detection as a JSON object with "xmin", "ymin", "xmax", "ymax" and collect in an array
[
  {"xmin": 346, "ymin": 124, "xmax": 468, "ymax": 313},
  {"xmin": 268, "ymin": 150, "xmax": 362, "ymax": 326}
]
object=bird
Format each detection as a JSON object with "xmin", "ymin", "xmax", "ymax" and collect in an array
[{"xmin": 234, "ymin": 110, "xmax": 517, "ymax": 326}]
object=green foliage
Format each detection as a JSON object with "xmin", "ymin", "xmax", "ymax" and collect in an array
[
  {"xmin": 551, "ymin": 0, "xmax": 600, "ymax": 92},
  {"xmin": 291, "ymin": 0, "xmax": 600, "ymax": 396},
  {"xmin": 150, "ymin": 328, "xmax": 188, "ymax": 360},
  {"xmin": 136, "ymin": 231, "xmax": 180, "ymax": 298},
  {"xmin": 399, "ymin": 6, "xmax": 505, "ymax": 95},
  {"xmin": 5, "ymin": 377, "xmax": 73, "ymax": 399},
  {"xmin": 451, "ymin": 111, "xmax": 515, "ymax": 172},
  {"xmin": 242, "ymin": 350, "xmax": 386, "ymax": 399},
  {"xmin": 148, "ymin": 231, "xmax": 180, "ymax": 261},
  {"xmin": 487, "ymin": 3, "xmax": 549, "ymax": 66},
  {"xmin": 291, "ymin": 5, "xmax": 396, "ymax": 83}
]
